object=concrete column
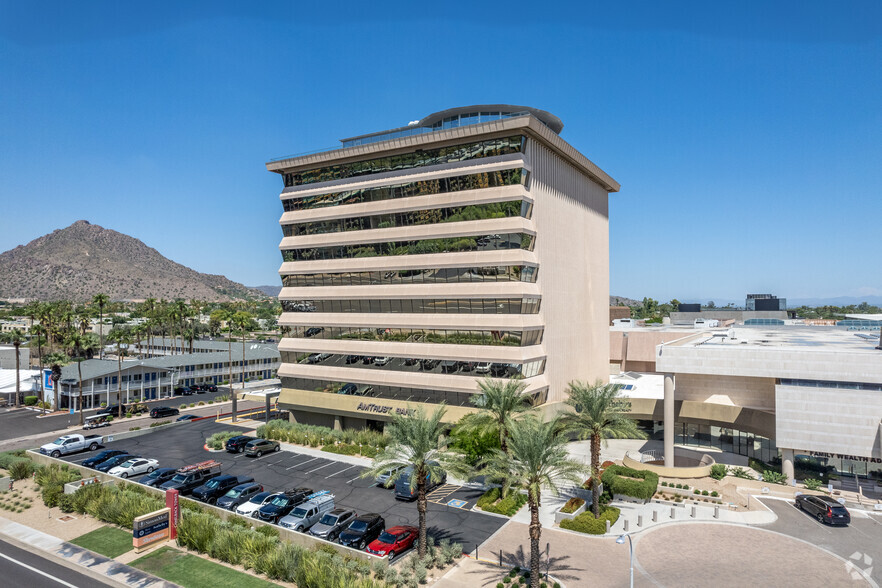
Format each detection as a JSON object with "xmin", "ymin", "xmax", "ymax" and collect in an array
[
  {"xmin": 333, "ymin": 415, "xmax": 342, "ymax": 431},
  {"xmin": 781, "ymin": 448, "xmax": 795, "ymax": 484},
  {"xmin": 664, "ymin": 373, "xmax": 675, "ymax": 467}
]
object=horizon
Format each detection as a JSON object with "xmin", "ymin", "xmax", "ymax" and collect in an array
[{"xmin": 1, "ymin": 2, "xmax": 880, "ymax": 302}]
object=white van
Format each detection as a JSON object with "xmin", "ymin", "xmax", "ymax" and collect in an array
[{"xmin": 278, "ymin": 491, "xmax": 335, "ymax": 532}]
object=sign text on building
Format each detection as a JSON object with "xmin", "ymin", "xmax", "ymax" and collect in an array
[{"xmin": 356, "ymin": 402, "xmax": 414, "ymax": 416}]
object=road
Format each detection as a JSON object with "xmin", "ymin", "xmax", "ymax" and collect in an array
[
  {"xmin": 0, "ymin": 537, "xmax": 115, "ymax": 588},
  {"xmin": 760, "ymin": 498, "xmax": 882, "ymax": 584},
  {"xmin": 0, "ymin": 398, "xmax": 264, "ymax": 452}
]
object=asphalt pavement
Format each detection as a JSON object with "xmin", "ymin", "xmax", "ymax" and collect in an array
[
  {"xmin": 59, "ymin": 419, "xmax": 506, "ymax": 555},
  {"xmin": 0, "ymin": 536, "xmax": 116, "ymax": 588},
  {"xmin": 759, "ymin": 498, "xmax": 882, "ymax": 584}
]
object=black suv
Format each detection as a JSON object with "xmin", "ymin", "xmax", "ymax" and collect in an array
[
  {"xmin": 255, "ymin": 488, "xmax": 313, "ymax": 523},
  {"xmin": 205, "ymin": 384, "xmax": 218, "ymax": 392},
  {"xmin": 192, "ymin": 474, "xmax": 255, "ymax": 505},
  {"xmin": 225, "ymin": 435, "xmax": 255, "ymax": 453},
  {"xmin": 95, "ymin": 453, "xmax": 139, "ymax": 473},
  {"xmin": 82, "ymin": 449, "xmax": 126, "ymax": 469},
  {"xmin": 96, "ymin": 404, "xmax": 125, "ymax": 416},
  {"xmin": 339, "ymin": 513, "xmax": 385, "ymax": 550},
  {"xmin": 174, "ymin": 386, "xmax": 193, "ymax": 396},
  {"xmin": 795, "ymin": 494, "xmax": 851, "ymax": 525},
  {"xmin": 150, "ymin": 406, "xmax": 179, "ymax": 418}
]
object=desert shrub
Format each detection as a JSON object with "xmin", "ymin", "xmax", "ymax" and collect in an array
[
  {"xmin": 763, "ymin": 470, "xmax": 787, "ymax": 485},
  {"xmin": 149, "ymin": 421, "xmax": 170, "ymax": 427},
  {"xmin": 255, "ymin": 524, "xmax": 279, "ymax": 539},
  {"xmin": 803, "ymin": 478, "xmax": 823, "ymax": 491},
  {"xmin": 729, "ymin": 466, "xmax": 752, "ymax": 479},
  {"xmin": 601, "ymin": 465, "xmax": 659, "ymax": 500},
  {"xmin": 702, "ymin": 490, "xmax": 709, "ymax": 496},
  {"xmin": 34, "ymin": 463, "xmax": 81, "ymax": 507},
  {"xmin": 24, "ymin": 396, "xmax": 38, "ymax": 406},
  {"xmin": 476, "ymin": 487, "xmax": 527, "ymax": 516},
  {"xmin": 256, "ymin": 419, "xmax": 387, "ymax": 451},
  {"xmin": 206, "ymin": 430, "xmax": 241, "ymax": 450},
  {"xmin": 710, "ymin": 464, "xmax": 727, "ymax": 480},
  {"xmin": 0, "ymin": 450, "xmax": 30, "ymax": 471},
  {"xmin": 559, "ymin": 506, "xmax": 620, "ymax": 534},
  {"xmin": 711, "ymin": 490, "xmax": 719, "ymax": 497},
  {"xmin": 560, "ymin": 497, "xmax": 585, "ymax": 514},
  {"xmin": 661, "ymin": 481, "xmax": 668, "ymax": 487},
  {"xmin": 8, "ymin": 460, "xmax": 34, "ymax": 480}
]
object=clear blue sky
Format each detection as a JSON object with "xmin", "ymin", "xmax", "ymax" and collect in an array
[{"xmin": 1, "ymin": 1, "xmax": 880, "ymax": 303}]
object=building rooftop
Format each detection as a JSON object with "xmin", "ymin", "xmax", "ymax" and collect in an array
[{"xmin": 667, "ymin": 325, "xmax": 882, "ymax": 354}]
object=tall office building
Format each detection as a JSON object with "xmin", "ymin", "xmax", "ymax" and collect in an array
[{"xmin": 267, "ymin": 106, "xmax": 619, "ymax": 430}]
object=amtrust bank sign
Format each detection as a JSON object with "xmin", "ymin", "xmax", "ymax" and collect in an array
[{"xmin": 356, "ymin": 402, "xmax": 414, "ymax": 416}]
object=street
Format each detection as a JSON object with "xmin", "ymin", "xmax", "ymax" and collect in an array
[{"xmin": 0, "ymin": 537, "xmax": 116, "ymax": 588}]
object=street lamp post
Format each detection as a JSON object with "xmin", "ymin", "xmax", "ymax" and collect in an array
[{"xmin": 616, "ymin": 533, "xmax": 633, "ymax": 588}]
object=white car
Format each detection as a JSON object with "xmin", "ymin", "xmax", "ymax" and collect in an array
[
  {"xmin": 475, "ymin": 362, "xmax": 492, "ymax": 374},
  {"xmin": 108, "ymin": 458, "xmax": 159, "ymax": 478},
  {"xmin": 235, "ymin": 491, "xmax": 279, "ymax": 517},
  {"xmin": 373, "ymin": 357, "xmax": 392, "ymax": 366}
]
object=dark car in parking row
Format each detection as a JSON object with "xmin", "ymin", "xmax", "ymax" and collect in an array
[
  {"xmin": 150, "ymin": 406, "xmax": 179, "ymax": 418},
  {"xmin": 216, "ymin": 482, "xmax": 264, "ymax": 510},
  {"xmin": 795, "ymin": 494, "xmax": 851, "ymax": 525},
  {"xmin": 225, "ymin": 435, "xmax": 255, "ymax": 453},
  {"xmin": 255, "ymin": 487, "xmax": 313, "ymax": 523},
  {"xmin": 244, "ymin": 438, "xmax": 280, "ymax": 457},
  {"xmin": 192, "ymin": 474, "xmax": 255, "ymax": 504},
  {"xmin": 338, "ymin": 513, "xmax": 385, "ymax": 550},
  {"xmin": 141, "ymin": 467, "xmax": 177, "ymax": 488},
  {"xmin": 308, "ymin": 507, "xmax": 356, "ymax": 541},
  {"xmin": 82, "ymin": 449, "xmax": 127, "ymax": 469},
  {"xmin": 94, "ymin": 453, "xmax": 139, "ymax": 473}
]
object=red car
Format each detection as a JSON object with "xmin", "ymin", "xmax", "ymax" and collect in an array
[{"xmin": 366, "ymin": 525, "xmax": 418, "ymax": 560}]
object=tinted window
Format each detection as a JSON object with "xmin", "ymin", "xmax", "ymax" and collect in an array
[{"xmin": 349, "ymin": 520, "xmax": 368, "ymax": 532}]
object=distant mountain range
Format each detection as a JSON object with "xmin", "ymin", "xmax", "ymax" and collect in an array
[
  {"xmin": 253, "ymin": 285, "xmax": 282, "ymax": 297},
  {"xmin": 0, "ymin": 221, "xmax": 264, "ymax": 302}
]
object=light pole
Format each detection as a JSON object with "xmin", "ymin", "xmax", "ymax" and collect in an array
[{"xmin": 616, "ymin": 533, "xmax": 633, "ymax": 588}]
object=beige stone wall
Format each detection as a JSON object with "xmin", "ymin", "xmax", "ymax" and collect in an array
[
  {"xmin": 528, "ymin": 139, "xmax": 610, "ymax": 402},
  {"xmin": 675, "ymin": 373, "xmax": 776, "ymax": 411}
]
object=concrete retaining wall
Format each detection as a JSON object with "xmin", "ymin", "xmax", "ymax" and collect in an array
[{"xmin": 623, "ymin": 451, "xmax": 714, "ymax": 479}]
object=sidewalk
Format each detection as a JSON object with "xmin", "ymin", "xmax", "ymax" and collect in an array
[{"xmin": 0, "ymin": 515, "xmax": 176, "ymax": 588}]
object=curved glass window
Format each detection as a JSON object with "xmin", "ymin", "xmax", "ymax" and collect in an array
[
  {"xmin": 282, "ymin": 266, "xmax": 537, "ymax": 288},
  {"xmin": 282, "ymin": 200, "xmax": 530, "ymax": 237},
  {"xmin": 283, "ymin": 136, "xmax": 525, "ymax": 187},
  {"xmin": 283, "ymin": 168, "xmax": 526, "ymax": 212},
  {"xmin": 281, "ymin": 298, "xmax": 540, "ymax": 314},
  {"xmin": 280, "ymin": 352, "xmax": 545, "ymax": 379},
  {"xmin": 281, "ymin": 376, "xmax": 548, "ymax": 408},
  {"xmin": 281, "ymin": 233, "xmax": 534, "ymax": 263},
  {"xmin": 285, "ymin": 326, "xmax": 542, "ymax": 346}
]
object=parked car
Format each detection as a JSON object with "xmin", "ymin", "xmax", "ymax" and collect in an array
[
  {"xmin": 307, "ymin": 353, "xmax": 332, "ymax": 364},
  {"xmin": 795, "ymin": 494, "xmax": 851, "ymax": 525},
  {"xmin": 375, "ymin": 465, "xmax": 406, "ymax": 487},
  {"xmin": 205, "ymin": 384, "xmax": 218, "ymax": 392},
  {"xmin": 225, "ymin": 435, "xmax": 255, "ymax": 453},
  {"xmin": 403, "ymin": 358, "xmax": 420, "ymax": 366},
  {"xmin": 337, "ymin": 383, "xmax": 357, "ymax": 395},
  {"xmin": 304, "ymin": 327, "xmax": 324, "ymax": 337},
  {"xmin": 255, "ymin": 488, "xmax": 313, "ymax": 523},
  {"xmin": 216, "ymin": 482, "xmax": 265, "ymax": 510},
  {"xmin": 345, "ymin": 355, "xmax": 362, "ymax": 364},
  {"xmin": 95, "ymin": 453, "xmax": 140, "ymax": 473},
  {"xmin": 96, "ymin": 404, "xmax": 125, "ymax": 416},
  {"xmin": 279, "ymin": 492, "xmax": 335, "ymax": 532},
  {"xmin": 108, "ymin": 458, "xmax": 159, "ymax": 478},
  {"xmin": 308, "ymin": 507, "xmax": 356, "ymax": 541},
  {"xmin": 420, "ymin": 359, "xmax": 440, "ymax": 371},
  {"xmin": 192, "ymin": 474, "xmax": 255, "ymax": 505},
  {"xmin": 244, "ymin": 438, "xmax": 280, "ymax": 457},
  {"xmin": 439, "ymin": 360, "xmax": 458, "ymax": 373},
  {"xmin": 394, "ymin": 464, "xmax": 446, "ymax": 500},
  {"xmin": 176, "ymin": 414, "xmax": 198, "ymax": 421},
  {"xmin": 160, "ymin": 460, "xmax": 222, "ymax": 495},
  {"xmin": 82, "ymin": 449, "xmax": 127, "ymax": 469},
  {"xmin": 339, "ymin": 513, "xmax": 385, "ymax": 550},
  {"xmin": 141, "ymin": 467, "xmax": 177, "ymax": 488},
  {"xmin": 366, "ymin": 525, "xmax": 418, "ymax": 560},
  {"xmin": 475, "ymin": 362, "xmax": 492, "ymax": 374},
  {"xmin": 234, "ymin": 491, "xmax": 276, "ymax": 517},
  {"xmin": 174, "ymin": 386, "xmax": 193, "ymax": 396},
  {"xmin": 150, "ymin": 406, "xmax": 179, "ymax": 418},
  {"xmin": 39, "ymin": 434, "xmax": 102, "ymax": 458},
  {"xmin": 373, "ymin": 357, "xmax": 391, "ymax": 366}
]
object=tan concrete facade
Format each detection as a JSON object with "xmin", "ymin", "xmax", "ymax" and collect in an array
[{"xmin": 267, "ymin": 107, "xmax": 617, "ymax": 426}]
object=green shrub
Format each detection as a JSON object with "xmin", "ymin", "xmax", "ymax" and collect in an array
[
  {"xmin": 149, "ymin": 420, "xmax": 170, "ymax": 427},
  {"xmin": 701, "ymin": 490, "xmax": 709, "ymax": 496},
  {"xmin": 129, "ymin": 426, "xmax": 141, "ymax": 431},
  {"xmin": 0, "ymin": 450, "xmax": 30, "ymax": 471},
  {"xmin": 498, "ymin": 583, "xmax": 506, "ymax": 588},
  {"xmin": 559, "ymin": 506, "xmax": 620, "ymax": 534},
  {"xmin": 763, "ymin": 470, "xmax": 787, "ymax": 485},
  {"xmin": 560, "ymin": 497, "xmax": 585, "ymax": 514},
  {"xmin": 8, "ymin": 460, "xmax": 34, "ymax": 480},
  {"xmin": 711, "ymin": 490, "xmax": 719, "ymax": 497},
  {"xmin": 693, "ymin": 488, "xmax": 700, "ymax": 495},
  {"xmin": 803, "ymin": 478, "xmax": 823, "ymax": 491},
  {"xmin": 34, "ymin": 463, "xmax": 81, "ymax": 507},
  {"xmin": 24, "ymin": 396, "xmax": 38, "ymax": 406},
  {"xmin": 661, "ymin": 481, "xmax": 668, "ymax": 487},
  {"xmin": 710, "ymin": 464, "xmax": 727, "ymax": 480},
  {"xmin": 729, "ymin": 466, "xmax": 751, "ymax": 479},
  {"xmin": 206, "ymin": 431, "xmax": 241, "ymax": 450},
  {"xmin": 601, "ymin": 465, "xmax": 658, "ymax": 501},
  {"xmin": 476, "ymin": 488, "xmax": 528, "ymax": 516}
]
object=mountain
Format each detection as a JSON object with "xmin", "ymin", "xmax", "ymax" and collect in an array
[
  {"xmin": 610, "ymin": 295, "xmax": 639, "ymax": 307},
  {"xmin": 252, "ymin": 285, "xmax": 282, "ymax": 297},
  {"xmin": 0, "ymin": 221, "xmax": 264, "ymax": 302}
]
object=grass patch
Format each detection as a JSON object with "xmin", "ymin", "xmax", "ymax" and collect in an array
[
  {"xmin": 131, "ymin": 546, "xmax": 276, "ymax": 588},
  {"xmin": 71, "ymin": 526, "xmax": 133, "ymax": 558}
]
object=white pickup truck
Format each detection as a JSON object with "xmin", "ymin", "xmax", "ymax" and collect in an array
[{"xmin": 39, "ymin": 434, "xmax": 103, "ymax": 458}]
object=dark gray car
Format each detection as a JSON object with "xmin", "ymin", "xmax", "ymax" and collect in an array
[
  {"xmin": 244, "ymin": 438, "xmax": 280, "ymax": 457},
  {"xmin": 307, "ymin": 507, "xmax": 356, "ymax": 541}
]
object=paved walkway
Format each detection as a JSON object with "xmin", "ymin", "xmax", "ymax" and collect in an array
[
  {"xmin": 437, "ymin": 520, "xmax": 873, "ymax": 587},
  {"xmin": 0, "ymin": 516, "xmax": 175, "ymax": 588}
]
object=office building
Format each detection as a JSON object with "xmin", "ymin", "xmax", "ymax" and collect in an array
[{"xmin": 267, "ymin": 105, "xmax": 619, "ymax": 429}]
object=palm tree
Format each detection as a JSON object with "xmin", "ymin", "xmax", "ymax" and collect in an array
[
  {"xmin": 65, "ymin": 331, "xmax": 96, "ymax": 426},
  {"xmin": 231, "ymin": 311, "xmax": 254, "ymax": 423},
  {"xmin": 464, "ymin": 378, "xmax": 533, "ymax": 453},
  {"xmin": 481, "ymin": 416, "xmax": 587, "ymax": 588},
  {"xmin": 2, "ymin": 329, "xmax": 25, "ymax": 407},
  {"xmin": 31, "ymin": 324, "xmax": 47, "ymax": 404},
  {"xmin": 363, "ymin": 405, "xmax": 456, "ymax": 558},
  {"xmin": 92, "ymin": 293, "xmax": 109, "ymax": 359},
  {"xmin": 109, "ymin": 328, "xmax": 132, "ymax": 418},
  {"xmin": 562, "ymin": 380, "xmax": 646, "ymax": 518},
  {"xmin": 44, "ymin": 352, "xmax": 68, "ymax": 412}
]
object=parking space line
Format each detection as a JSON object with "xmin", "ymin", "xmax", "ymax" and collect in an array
[
  {"xmin": 289, "ymin": 457, "xmax": 318, "ymax": 470},
  {"xmin": 348, "ymin": 472, "xmax": 368, "ymax": 484},
  {"xmin": 305, "ymin": 462, "xmax": 335, "ymax": 474},
  {"xmin": 325, "ymin": 465, "xmax": 356, "ymax": 479}
]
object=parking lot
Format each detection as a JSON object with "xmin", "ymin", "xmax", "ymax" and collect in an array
[{"xmin": 60, "ymin": 418, "xmax": 507, "ymax": 555}]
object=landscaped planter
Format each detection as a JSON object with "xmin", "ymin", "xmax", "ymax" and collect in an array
[
  {"xmin": 613, "ymin": 493, "xmax": 650, "ymax": 505},
  {"xmin": 554, "ymin": 500, "xmax": 587, "ymax": 524}
]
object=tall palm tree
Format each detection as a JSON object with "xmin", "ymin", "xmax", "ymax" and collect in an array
[
  {"xmin": 31, "ymin": 324, "xmax": 47, "ymax": 404},
  {"xmin": 363, "ymin": 405, "xmax": 456, "ymax": 558},
  {"xmin": 464, "ymin": 378, "xmax": 533, "ymax": 453},
  {"xmin": 2, "ymin": 329, "xmax": 25, "ymax": 407},
  {"xmin": 39, "ymin": 303, "xmax": 55, "ymax": 352},
  {"xmin": 92, "ymin": 293, "xmax": 109, "ymax": 359},
  {"xmin": 65, "ymin": 331, "xmax": 96, "ymax": 426},
  {"xmin": 231, "ymin": 311, "xmax": 253, "ymax": 423},
  {"xmin": 45, "ymin": 352, "xmax": 68, "ymax": 412},
  {"xmin": 109, "ymin": 328, "xmax": 132, "ymax": 417},
  {"xmin": 174, "ymin": 299, "xmax": 189, "ymax": 354},
  {"xmin": 482, "ymin": 416, "xmax": 587, "ymax": 588},
  {"xmin": 562, "ymin": 380, "xmax": 646, "ymax": 518}
]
